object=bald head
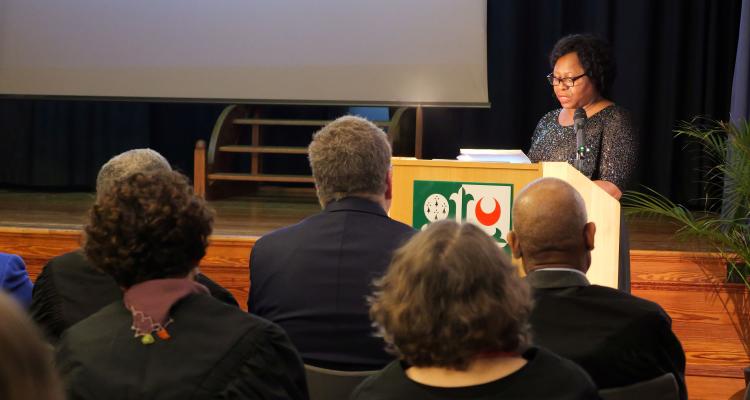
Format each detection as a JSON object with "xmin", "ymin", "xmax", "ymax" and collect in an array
[
  {"xmin": 96, "ymin": 149, "xmax": 171, "ymax": 197},
  {"xmin": 508, "ymin": 178, "xmax": 594, "ymax": 272}
]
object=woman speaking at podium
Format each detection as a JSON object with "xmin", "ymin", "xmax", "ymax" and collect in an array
[
  {"xmin": 528, "ymin": 34, "xmax": 638, "ymax": 200},
  {"xmin": 528, "ymin": 34, "xmax": 638, "ymax": 291}
]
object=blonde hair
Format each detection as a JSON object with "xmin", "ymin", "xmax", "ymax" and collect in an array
[
  {"xmin": 0, "ymin": 291, "xmax": 63, "ymax": 400},
  {"xmin": 308, "ymin": 116, "xmax": 391, "ymax": 205}
]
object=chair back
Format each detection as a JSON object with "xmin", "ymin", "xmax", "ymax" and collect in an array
[
  {"xmin": 304, "ymin": 364, "xmax": 378, "ymax": 400},
  {"xmin": 599, "ymin": 373, "xmax": 679, "ymax": 400}
]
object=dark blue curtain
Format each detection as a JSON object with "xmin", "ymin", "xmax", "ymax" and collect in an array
[{"xmin": 731, "ymin": 0, "xmax": 750, "ymax": 123}]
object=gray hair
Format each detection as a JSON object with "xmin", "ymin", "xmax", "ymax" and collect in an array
[
  {"xmin": 308, "ymin": 116, "xmax": 391, "ymax": 205},
  {"xmin": 96, "ymin": 149, "xmax": 171, "ymax": 196}
]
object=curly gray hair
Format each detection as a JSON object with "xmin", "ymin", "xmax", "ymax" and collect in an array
[{"xmin": 96, "ymin": 149, "xmax": 171, "ymax": 197}]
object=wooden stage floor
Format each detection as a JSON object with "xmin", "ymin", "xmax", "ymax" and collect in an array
[
  {"xmin": 0, "ymin": 187, "xmax": 696, "ymax": 251},
  {"xmin": 0, "ymin": 188, "xmax": 322, "ymax": 237},
  {"xmin": 0, "ymin": 189, "xmax": 747, "ymax": 399}
]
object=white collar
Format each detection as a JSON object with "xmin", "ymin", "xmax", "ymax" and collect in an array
[{"xmin": 534, "ymin": 267, "xmax": 588, "ymax": 279}]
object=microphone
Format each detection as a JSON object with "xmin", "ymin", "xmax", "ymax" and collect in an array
[{"xmin": 573, "ymin": 108, "xmax": 588, "ymax": 171}]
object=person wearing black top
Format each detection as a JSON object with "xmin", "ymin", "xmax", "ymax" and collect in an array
[
  {"xmin": 352, "ymin": 221, "xmax": 598, "ymax": 400},
  {"xmin": 30, "ymin": 148, "xmax": 238, "ymax": 344},
  {"xmin": 31, "ymin": 250, "xmax": 236, "ymax": 344},
  {"xmin": 507, "ymin": 177, "xmax": 686, "ymax": 399},
  {"xmin": 56, "ymin": 171, "xmax": 307, "ymax": 400},
  {"xmin": 528, "ymin": 34, "xmax": 639, "ymax": 291}
]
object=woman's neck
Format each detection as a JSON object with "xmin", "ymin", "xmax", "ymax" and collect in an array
[
  {"xmin": 405, "ymin": 355, "xmax": 527, "ymax": 388},
  {"xmin": 559, "ymin": 98, "xmax": 613, "ymax": 126}
]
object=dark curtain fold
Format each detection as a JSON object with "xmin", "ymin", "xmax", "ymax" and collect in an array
[
  {"xmin": 0, "ymin": 100, "xmax": 225, "ymax": 188},
  {"xmin": 0, "ymin": 0, "xmax": 743, "ymax": 207}
]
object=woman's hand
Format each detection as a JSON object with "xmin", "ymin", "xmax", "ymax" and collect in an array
[{"xmin": 593, "ymin": 180, "xmax": 622, "ymax": 200}]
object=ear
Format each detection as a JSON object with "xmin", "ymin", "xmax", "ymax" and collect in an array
[
  {"xmin": 385, "ymin": 169, "xmax": 393, "ymax": 200},
  {"xmin": 507, "ymin": 231, "xmax": 522, "ymax": 259},
  {"xmin": 584, "ymin": 222, "xmax": 596, "ymax": 251}
]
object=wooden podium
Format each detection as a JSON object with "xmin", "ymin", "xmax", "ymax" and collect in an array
[{"xmin": 389, "ymin": 158, "xmax": 621, "ymax": 288}]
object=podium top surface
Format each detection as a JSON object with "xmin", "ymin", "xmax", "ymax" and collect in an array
[{"xmin": 392, "ymin": 157, "xmax": 543, "ymax": 171}]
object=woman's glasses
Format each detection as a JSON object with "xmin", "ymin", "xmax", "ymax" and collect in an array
[{"xmin": 546, "ymin": 73, "xmax": 587, "ymax": 88}]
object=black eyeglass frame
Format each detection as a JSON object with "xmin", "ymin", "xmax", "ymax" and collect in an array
[{"xmin": 546, "ymin": 73, "xmax": 587, "ymax": 88}]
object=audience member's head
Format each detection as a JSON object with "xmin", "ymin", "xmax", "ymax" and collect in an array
[
  {"xmin": 370, "ymin": 220, "xmax": 532, "ymax": 370},
  {"xmin": 0, "ymin": 291, "xmax": 63, "ymax": 400},
  {"xmin": 308, "ymin": 115, "xmax": 392, "ymax": 208},
  {"xmin": 508, "ymin": 177, "xmax": 595, "ymax": 274},
  {"xmin": 84, "ymin": 170, "xmax": 213, "ymax": 288},
  {"xmin": 95, "ymin": 148, "xmax": 171, "ymax": 197}
]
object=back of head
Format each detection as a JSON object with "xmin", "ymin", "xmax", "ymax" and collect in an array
[
  {"xmin": 370, "ymin": 220, "xmax": 532, "ymax": 370},
  {"xmin": 85, "ymin": 170, "xmax": 213, "ymax": 288},
  {"xmin": 0, "ymin": 292, "xmax": 63, "ymax": 400},
  {"xmin": 511, "ymin": 178, "xmax": 589, "ymax": 268},
  {"xmin": 96, "ymin": 148, "xmax": 171, "ymax": 197},
  {"xmin": 308, "ymin": 115, "xmax": 391, "ymax": 205}
]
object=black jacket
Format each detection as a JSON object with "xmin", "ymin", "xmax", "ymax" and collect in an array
[
  {"xmin": 526, "ymin": 269, "xmax": 687, "ymax": 399},
  {"xmin": 31, "ymin": 250, "xmax": 238, "ymax": 343},
  {"xmin": 248, "ymin": 197, "xmax": 415, "ymax": 370},
  {"xmin": 57, "ymin": 294, "xmax": 308, "ymax": 400}
]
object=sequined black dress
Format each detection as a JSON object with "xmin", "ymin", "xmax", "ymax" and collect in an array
[{"xmin": 528, "ymin": 105, "xmax": 638, "ymax": 189}]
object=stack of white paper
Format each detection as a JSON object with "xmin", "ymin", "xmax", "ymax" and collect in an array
[{"xmin": 456, "ymin": 149, "xmax": 531, "ymax": 164}]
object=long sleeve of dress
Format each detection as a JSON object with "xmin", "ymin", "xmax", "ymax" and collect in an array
[{"xmin": 596, "ymin": 108, "xmax": 638, "ymax": 189}]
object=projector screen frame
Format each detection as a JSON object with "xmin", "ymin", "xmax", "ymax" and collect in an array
[{"xmin": 0, "ymin": 94, "xmax": 491, "ymax": 108}]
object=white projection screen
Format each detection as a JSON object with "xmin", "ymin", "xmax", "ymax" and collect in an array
[{"xmin": 0, "ymin": 0, "xmax": 488, "ymax": 106}]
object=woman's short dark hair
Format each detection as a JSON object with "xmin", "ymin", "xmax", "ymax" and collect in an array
[
  {"xmin": 369, "ymin": 220, "xmax": 533, "ymax": 370},
  {"xmin": 550, "ymin": 33, "xmax": 616, "ymax": 97},
  {"xmin": 84, "ymin": 170, "xmax": 213, "ymax": 288}
]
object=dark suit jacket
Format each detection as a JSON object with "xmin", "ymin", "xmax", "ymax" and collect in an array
[
  {"xmin": 57, "ymin": 294, "xmax": 308, "ymax": 400},
  {"xmin": 527, "ymin": 269, "xmax": 687, "ymax": 399},
  {"xmin": 30, "ymin": 250, "xmax": 238, "ymax": 343},
  {"xmin": 248, "ymin": 197, "xmax": 415, "ymax": 370}
]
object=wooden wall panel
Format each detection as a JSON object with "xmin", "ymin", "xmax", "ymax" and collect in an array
[{"xmin": 0, "ymin": 227, "xmax": 255, "ymax": 310}]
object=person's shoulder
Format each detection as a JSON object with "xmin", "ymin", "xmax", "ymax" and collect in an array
[
  {"xmin": 524, "ymin": 347, "xmax": 598, "ymax": 391},
  {"xmin": 538, "ymin": 109, "xmax": 562, "ymax": 124},
  {"xmin": 385, "ymin": 217, "xmax": 417, "ymax": 235},
  {"xmin": 187, "ymin": 294, "xmax": 279, "ymax": 333},
  {"xmin": 0, "ymin": 252, "xmax": 26, "ymax": 277},
  {"xmin": 351, "ymin": 361, "xmax": 409, "ymax": 400},
  {"xmin": 60, "ymin": 300, "xmax": 129, "ymax": 345},
  {"xmin": 0, "ymin": 252, "xmax": 24, "ymax": 266},
  {"xmin": 587, "ymin": 284, "xmax": 669, "ymax": 318},
  {"xmin": 597, "ymin": 104, "xmax": 633, "ymax": 123},
  {"xmin": 254, "ymin": 211, "xmax": 324, "ymax": 246},
  {"xmin": 42, "ymin": 250, "xmax": 91, "ymax": 274}
]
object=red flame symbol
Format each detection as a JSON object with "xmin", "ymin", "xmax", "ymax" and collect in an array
[{"xmin": 475, "ymin": 197, "xmax": 501, "ymax": 226}]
